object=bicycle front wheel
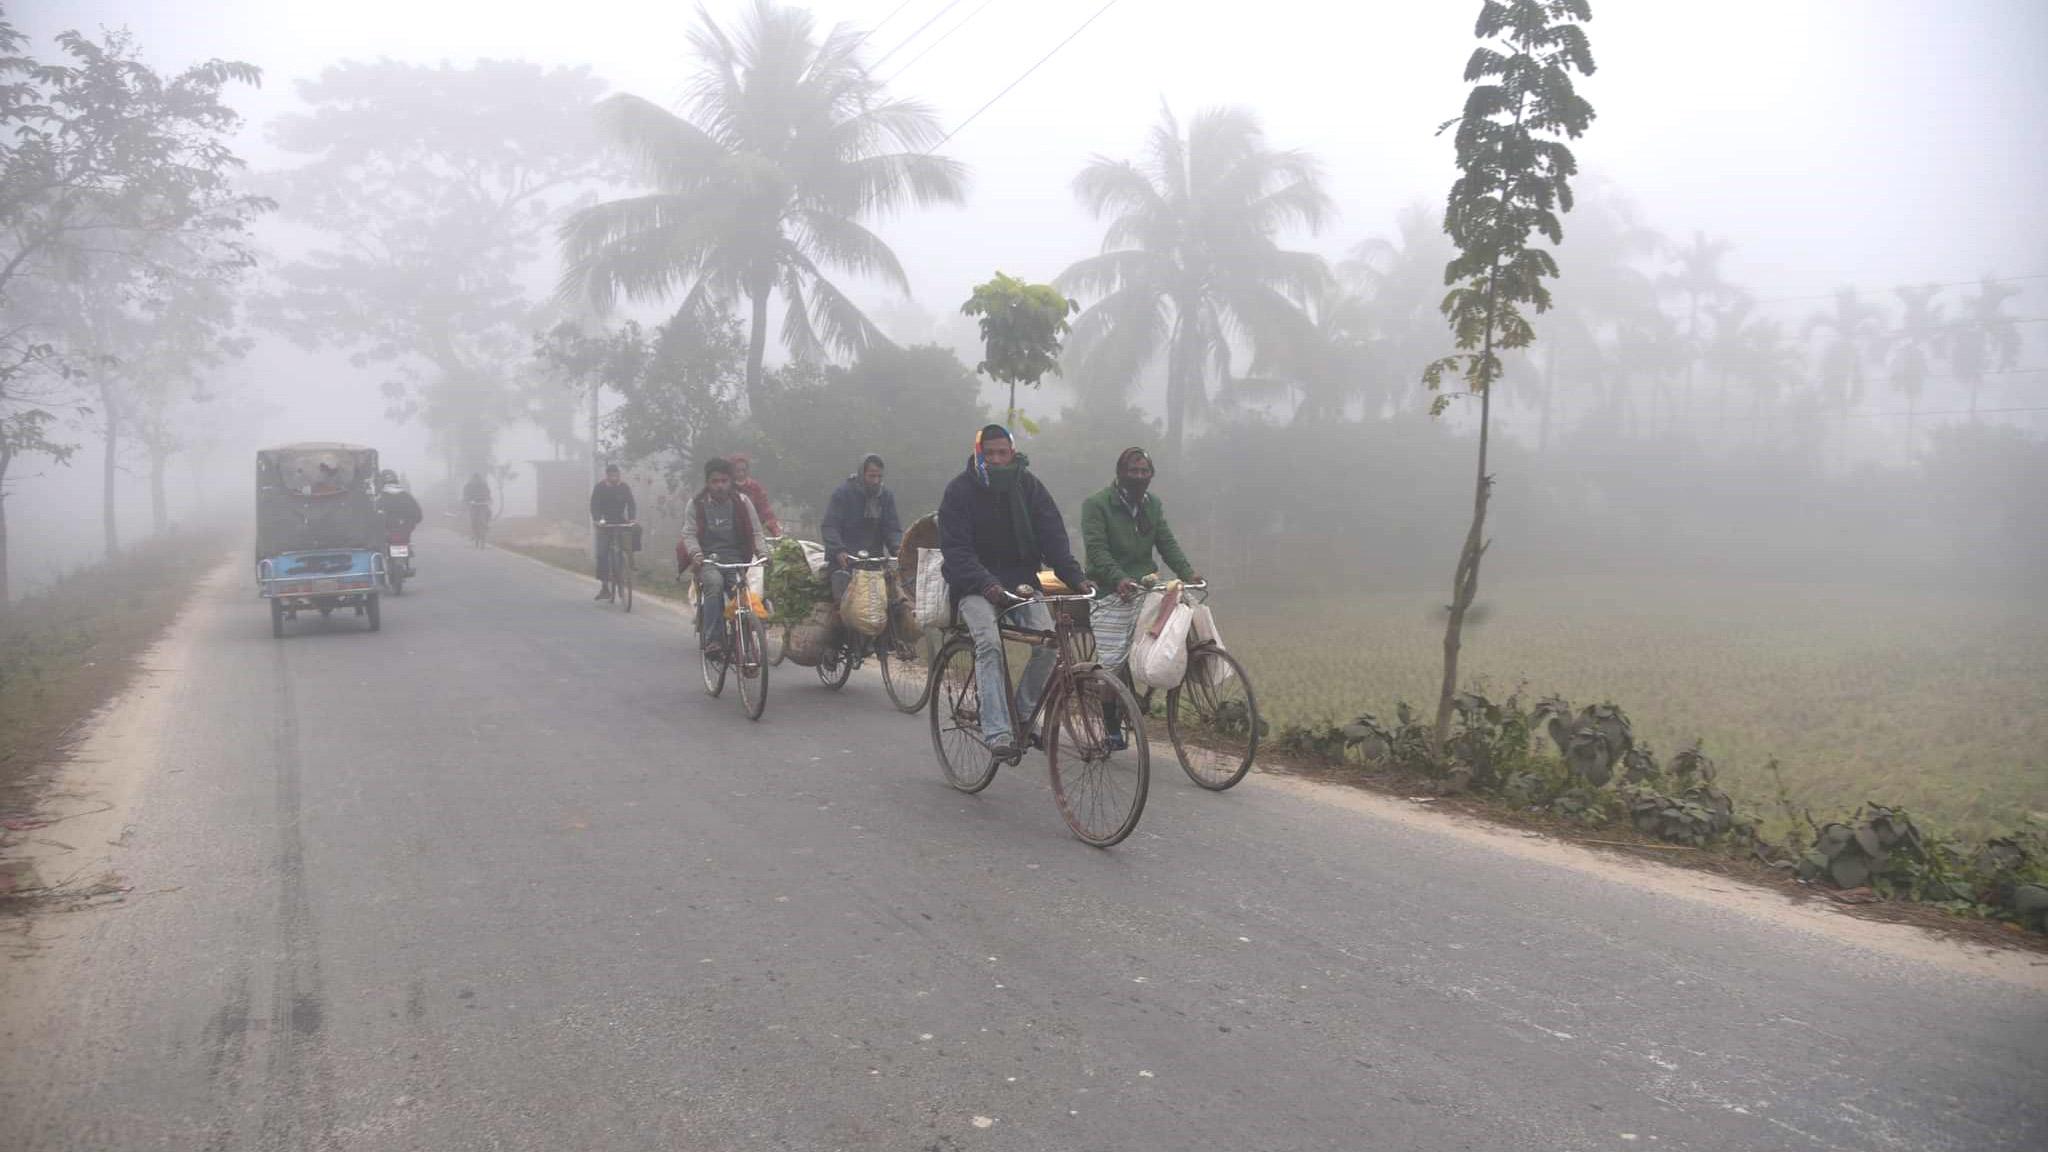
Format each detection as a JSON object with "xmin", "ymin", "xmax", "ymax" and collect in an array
[
  {"xmin": 735, "ymin": 613, "xmax": 768, "ymax": 721},
  {"xmin": 701, "ymin": 629, "xmax": 727, "ymax": 697},
  {"xmin": 929, "ymin": 635, "xmax": 998, "ymax": 792},
  {"xmin": 881, "ymin": 627, "xmax": 934, "ymax": 714},
  {"xmin": 1167, "ymin": 645, "xmax": 1259, "ymax": 790},
  {"xmin": 1046, "ymin": 669, "xmax": 1150, "ymax": 846},
  {"xmin": 616, "ymin": 543, "xmax": 634, "ymax": 612}
]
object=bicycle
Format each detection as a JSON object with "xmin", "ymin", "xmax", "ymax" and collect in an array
[
  {"xmin": 815, "ymin": 552, "xmax": 927, "ymax": 712},
  {"xmin": 1125, "ymin": 580, "xmax": 1261, "ymax": 791},
  {"xmin": 596, "ymin": 520, "xmax": 637, "ymax": 612},
  {"xmin": 699, "ymin": 557, "xmax": 770, "ymax": 721},
  {"xmin": 466, "ymin": 499, "xmax": 491, "ymax": 548},
  {"xmin": 929, "ymin": 585, "xmax": 1150, "ymax": 847}
]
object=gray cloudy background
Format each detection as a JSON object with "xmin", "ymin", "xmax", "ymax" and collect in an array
[{"xmin": 7, "ymin": 0, "xmax": 2048, "ymax": 580}]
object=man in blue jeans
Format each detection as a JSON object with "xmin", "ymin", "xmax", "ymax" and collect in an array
[
  {"xmin": 938, "ymin": 425, "xmax": 1094, "ymax": 759},
  {"xmin": 681, "ymin": 457, "xmax": 764, "ymax": 656}
]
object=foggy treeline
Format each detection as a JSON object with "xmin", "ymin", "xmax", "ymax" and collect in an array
[{"xmin": 2, "ymin": 0, "xmax": 2044, "ymax": 602}]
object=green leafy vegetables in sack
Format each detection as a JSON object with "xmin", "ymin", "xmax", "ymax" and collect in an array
[{"xmin": 765, "ymin": 537, "xmax": 828, "ymax": 624}]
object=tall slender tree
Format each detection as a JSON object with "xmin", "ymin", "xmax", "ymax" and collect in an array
[
  {"xmin": 559, "ymin": 0, "xmax": 965, "ymax": 411},
  {"xmin": 1804, "ymin": 287, "xmax": 1884, "ymax": 465},
  {"xmin": 1946, "ymin": 276, "xmax": 2022, "ymax": 420},
  {"xmin": 1421, "ymin": 0, "xmax": 1596, "ymax": 755},
  {"xmin": 1885, "ymin": 284, "xmax": 1946, "ymax": 455},
  {"xmin": 1657, "ymin": 229, "xmax": 1734, "ymax": 430},
  {"xmin": 1058, "ymin": 102, "xmax": 1333, "ymax": 454}
]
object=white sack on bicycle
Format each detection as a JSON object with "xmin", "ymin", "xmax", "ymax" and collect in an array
[
  {"xmin": 1130, "ymin": 585, "xmax": 1192, "ymax": 690},
  {"xmin": 799, "ymin": 539, "xmax": 829, "ymax": 577},
  {"xmin": 841, "ymin": 566, "xmax": 890, "ymax": 636},
  {"xmin": 913, "ymin": 547, "xmax": 949, "ymax": 628},
  {"xmin": 1188, "ymin": 603, "xmax": 1234, "ymax": 688}
]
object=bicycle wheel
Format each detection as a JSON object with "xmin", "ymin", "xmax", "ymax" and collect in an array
[
  {"xmin": 928, "ymin": 635, "xmax": 998, "ymax": 792},
  {"xmin": 735, "ymin": 613, "xmax": 768, "ymax": 721},
  {"xmin": 1046, "ymin": 669, "xmax": 1150, "ymax": 846},
  {"xmin": 880, "ymin": 628, "xmax": 934, "ymax": 714},
  {"xmin": 816, "ymin": 639, "xmax": 854, "ymax": 690},
  {"xmin": 701, "ymin": 627, "xmax": 728, "ymax": 697},
  {"xmin": 1167, "ymin": 646, "xmax": 1259, "ymax": 790},
  {"xmin": 617, "ymin": 543, "xmax": 634, "ymax": 612}
]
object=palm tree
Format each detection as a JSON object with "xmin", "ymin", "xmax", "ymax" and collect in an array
[
  {"xmin": 1804, "ymin": 287, "xmax": 1884, "ymax": 465},
  {"xmin": 1701, "ymin": 294, "xmax": 1803, "ymax": 437},
  {"xmin": 558, "ymin": 1, "xmax": 967, "ymax": 409},
  {"xmin": 1526, "ymin": 179, "xmax": 1662, "ymax": 450},
  {"xmin": 1345, "ymin": 202, "xmax": 1458, "ymax": 420},
  {"xmin": 1057, "ymin": 103, "xmax": 1333, "ymax": 453},
  {"xmin": 1946, "ymin": 276, "xmax": 2023, "ymax": 419},
  {"xmin": 1657, "ymin": 230, "xmax": 1735, "ymax": 431},
  {"xmin": 1886, "ymin": 284, "xmax": 1946, "ymax": 455}
]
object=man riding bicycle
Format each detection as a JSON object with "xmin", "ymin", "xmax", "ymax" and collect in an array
[
  {"xmin": 589, "ymin": 464, "xmax": 638, "ymax": 601},
  {"xmin": 461, "ymin": 472, "xmax": 492, "ymax": 539},
  {"xmin": 938, "ymin": 424, "xmax": 1094, "ymax": 759},
  {"xmin": 821, "ymin": 453, "xmax": 902, "ymax": 603},
  {"xmin": 681, "ymin": 457, "xmax": 764, "ymax": 658},
  {"xmin": 1081, "ymin": 446, "xmax": 1199, "ymax": 748}
]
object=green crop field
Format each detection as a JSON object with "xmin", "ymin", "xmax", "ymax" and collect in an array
[{"xmin": 1209, "ymin": 576, "xmax": 2048, "ymax": 839}]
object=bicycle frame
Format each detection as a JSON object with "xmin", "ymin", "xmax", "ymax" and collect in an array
[{"xmin": 977, "ymin": 588, "xmax": 1098, "ymax": 745}]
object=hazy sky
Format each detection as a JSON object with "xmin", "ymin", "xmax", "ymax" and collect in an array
[{"xmin": 18, "ymin": 0, "xmax": 2048, "ymax": 305}]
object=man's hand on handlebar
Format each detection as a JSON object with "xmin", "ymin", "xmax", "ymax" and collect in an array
[{"xmin": 1117, "ymin": 578, "xmax": 1141, "ymax": 600}]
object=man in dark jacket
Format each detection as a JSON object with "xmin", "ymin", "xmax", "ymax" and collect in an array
[
  {"xmin": 938, "ymin": 424, "xmax": 1093, "ymax": 758},
  {"xmin": 589, "ymin": 464, "xmax": 637, "ymax": 601},
  {"xmin": 822, "ymin": 454, "xmax": 903, "ymax": 601}
]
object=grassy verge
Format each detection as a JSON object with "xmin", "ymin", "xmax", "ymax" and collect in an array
[
  {"xmin": 1213, "ymin": 576, "xmax": 2047, "ymax": 840},
  {"xmin": 1, "ymin": 532, "xmax": 223, "ymax": 803}
]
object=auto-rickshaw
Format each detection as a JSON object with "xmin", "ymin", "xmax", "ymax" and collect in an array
[{"xmin": 255, "ymin": 442, "xmax": 390, "ymax": 637}]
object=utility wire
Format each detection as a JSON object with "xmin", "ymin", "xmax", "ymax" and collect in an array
[
  {"xmin": 853, "ymin": 0, "xmax": 922, "ymax": 53},
  {"xmin": 1747, "ymin": 273, "xmax": 2048, "ymax": 308},
  {"xmin": 871, "ymin": 0, "xmax": 974, "ymax": 71},
  {"xmin": 925, "ymin": 0, "xmax": 1124, "ymax": 155},
  {"xmin": 883, "ymin": 0, "xmax": 1004, "ymax": 85},
  {"xmin": 1843, "ymin": 406, "xmax": 2048, "ymax": 419}
]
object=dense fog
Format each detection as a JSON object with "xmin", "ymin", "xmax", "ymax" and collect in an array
[{"xmin": 4, "ymin": 0, "xmax": 2045, "ymax": 597}]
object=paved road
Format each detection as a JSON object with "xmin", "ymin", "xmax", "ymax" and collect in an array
[{"xmin": 2, "ymin": 534, "xmax": 2043, "ymax": 1151}]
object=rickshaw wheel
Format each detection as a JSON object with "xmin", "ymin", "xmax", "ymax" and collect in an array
[
  {"xmin": 366, "ymin": 594, "xmax": 381, "ymax": 632},
  {"xmin": 270, "ymin": 599, "xmax": 285, "ymax": 638}
]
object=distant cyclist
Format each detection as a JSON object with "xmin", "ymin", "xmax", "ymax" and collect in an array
[
  {"xmin": 588, "ymin": 464, "xmax": 637, "ymax": 601},
  {"xmin": 461, "ymin": 472, "xmax": 492, "ymax": 543}
]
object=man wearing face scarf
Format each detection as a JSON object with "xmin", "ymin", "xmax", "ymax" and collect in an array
[
  {"xmin": 938, "ymin": 424, "xmax": 1094, "ymax": 759},
  {"xmin": 1082, "ymin": 447, "xmax": 1199, "ymax": 748},
  {"xmin": 821, "ymin": 454, "xmax": 903, "ymax": 601},
  {"xmin": 1081, "ymin": 447, "xmax": 1199, "ymax": 596}
]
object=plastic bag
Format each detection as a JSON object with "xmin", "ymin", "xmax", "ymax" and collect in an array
[
  {"xmin": 914, "ymin": 547, "xmax": 950, "ymax": 628},
  {"xmin": 1088, "ymin": 595, "xmax": 1144, "ymax": 670},
  {"xmin": 1188, "ymin": 603, "xmax": 1234, "ymax": 688},
  {"xmin": 841, "ymin": 566, "xmax": 889, "ymax": 636},
  {"xmin": 799, "ymin": 539, "xmax": 829, "ymax": 577},
  {"xmin": 1129, "ymin": 585, "xmax": 1192, "ymax": 690}
]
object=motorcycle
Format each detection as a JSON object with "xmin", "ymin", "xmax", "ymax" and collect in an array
[{"xmin": 386, "ymin": 524, "xmax": 416, "ymax": 595}]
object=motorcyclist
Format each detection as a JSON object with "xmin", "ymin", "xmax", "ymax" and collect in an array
[{"xmin": 376, "ymin": 471, "xmax": 423, "ymax": 533}]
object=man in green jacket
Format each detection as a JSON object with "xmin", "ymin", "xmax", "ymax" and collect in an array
[
  {"xmin": 1081, "ymin": 447, "xmax": 1199, "ymax": 595},
  {"xmin": 1081, "ymin": 447, "xmax": 1200, "ymax": 751}
]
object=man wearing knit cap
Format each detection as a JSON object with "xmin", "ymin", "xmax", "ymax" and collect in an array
[{"xmin": 937, "ymin": 424, "xmax": 1094, "ymax": 759}]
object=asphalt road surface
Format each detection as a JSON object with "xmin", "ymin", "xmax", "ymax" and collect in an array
[{"xmin": 2, "ymin": 533, "xmax": 2043, "ymax": 1151}]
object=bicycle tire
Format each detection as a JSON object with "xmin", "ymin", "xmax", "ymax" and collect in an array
[
  {"xmin": 1166, "ymin": 645, "xmax": 1259, "ymax": 790},
  {"xmin": 702, "ymin": 638, "xmax": 727, "ymax": 697},
  {"xmin": 1046, "ymin": 669, "xmax": 1150, "ymax": 846},
  {"xmin": 880, "ymin": 629, "xmax": 933, "ymax": 714},
  {"xmin": 736, "ymin": 613, "xmax": 768, "ymax": 721},
  {"xmin": 617, "ymin": 542, "xmax": 634, "ymax": 612},
  {"xmin": 929, "ymin": 635, "xmax": 998, "ymax": 792},
  {"xmin": 816, "ymin": 640, "xmax": 854, "ymax": 690}
]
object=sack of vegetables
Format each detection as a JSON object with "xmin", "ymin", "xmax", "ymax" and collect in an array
[{"xmin": 765, "ymin": 536, "xmax": 830, "ymax": 626}]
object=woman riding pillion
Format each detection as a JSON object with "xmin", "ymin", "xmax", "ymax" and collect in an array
[
  {"xmin": 680, "ymin": 457, "xmax": 765, "ymax": 659},
  {"xmin": 938, "ymin": 424, "xmax": 1096, "ymax": 760},
  {"xmin": 1081, "ymin": 447, "xmax": 1200, "ymax": 748}
]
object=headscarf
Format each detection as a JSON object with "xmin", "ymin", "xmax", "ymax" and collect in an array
[
  {"xmin": 971, "ymin": 424, "xmax": 1037, "ymax": 561},
  {"xmin": 1113, "ymin": 446, "xmax": 1155, "ymax": 533}
]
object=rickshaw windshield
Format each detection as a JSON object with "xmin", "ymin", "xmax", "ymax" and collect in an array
[{"xmin": 261, "ymin": 447, "xmax": 373, "ymax": 497}]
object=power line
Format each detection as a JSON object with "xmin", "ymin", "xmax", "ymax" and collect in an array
[
  {"xmin": 871, "ymin": 0, "xmax": 975, "ymax": 71},
  {"xmin": 1843, "ymin": 405, "xmax": 2048, "ymax": 419},
  {"xmin": 853, "ymin": 0, "xmax": 922, "ymax": 52},
  {"xmin": 1748, "ymin": 273, "xmax": 2048, "ymax": 308},
  {"xmin": 925, "ymin": 0, "xmax": 1124, "ymax": 155},
  {"xmin": 882, "ymin": 0, "xmax": 1004, "ymax": 86}
]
